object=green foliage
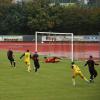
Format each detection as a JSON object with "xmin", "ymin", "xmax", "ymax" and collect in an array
[
  {"xmin": 0, "ymin": 0, "xmax": 12, "ymax": 5},
  {"xmin": 0, "ymin": 0, "xmax": 100, "ymax": 35}
]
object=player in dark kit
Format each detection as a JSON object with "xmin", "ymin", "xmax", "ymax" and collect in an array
[
  {"xmin": 7, "ymin": 49, "xmax": 16, "ymax": 67},
  {"xmin": 84, "ymin": 56, "xmax": 99, "ymax": 83},
  {"xmin": 31, "ymin": 52, "xmax": 40, "ymax": 72}
]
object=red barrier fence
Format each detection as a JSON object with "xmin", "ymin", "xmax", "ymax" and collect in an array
[{"xmin": 0, "ymin": 42, "xmax": 99, "ymax": 60}]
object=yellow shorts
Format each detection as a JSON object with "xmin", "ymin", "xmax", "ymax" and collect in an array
[
  {"xmin": 24, "ymin": 60, "xmax": 30, "ymax": 65},
  {"xmin": 73, "ymin": 71, "xmax": 84, "ymax": 79}
]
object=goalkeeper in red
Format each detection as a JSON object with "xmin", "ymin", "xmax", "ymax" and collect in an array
[
  {"xmin": 44, "ymin": 56, "xmax": 60, "ymax": 63},
  {"xmin": 71, "ymin": 62, "xmax": 89, "ymax": 86}
]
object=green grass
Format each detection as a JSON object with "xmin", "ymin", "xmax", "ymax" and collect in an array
[{"xmin": 0, "ymin": 50, "xmax": 100, "ymax": 100}]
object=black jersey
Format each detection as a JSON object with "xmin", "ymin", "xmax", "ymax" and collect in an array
[
  {"xmin": 32, "ymin": 53, "xmax": 40, "ymax": 68},
  {"xmin": 85, "ymin": 59, "xmax": 98, "ymax": 70},
  {"xmin": 7, "ymin": 50, "xmax": 13, "ymax": 58},
  {"xmin": 33, "ymin": 53, "xmax": 39, "ymax": 61}
]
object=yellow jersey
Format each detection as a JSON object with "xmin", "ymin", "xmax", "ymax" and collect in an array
[
  {"xmin": 71, "ymin": 64, "xmax": 87, "ymax": 79},
  {"xmin": 24, "ymin": 52, "xmax": 31, "ymax": 62},
  {"xmin": 72, "ymin": 64, "xmax": 81, "ymax": 73}
]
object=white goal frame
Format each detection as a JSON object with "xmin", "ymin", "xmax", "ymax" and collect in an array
[{"xmin": 35, "ymin": 31, "xmax": 74, "ymax": 61}]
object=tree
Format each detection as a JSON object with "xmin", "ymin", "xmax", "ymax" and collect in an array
[{"xmin": 0, "ymin": 0, "xmax": 12, "ymax": 6}]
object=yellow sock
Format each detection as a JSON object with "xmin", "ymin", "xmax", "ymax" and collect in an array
[
  {"xmin": 28, "ymin": 65, "xmax": 31, "ymax": 72},
  {"xmin": 84, "ymin": 77, "xmax": 89, "ymax": 82}
]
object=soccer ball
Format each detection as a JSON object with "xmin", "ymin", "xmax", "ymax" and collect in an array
[{"xmin": 41, "ymin": 41, "xmax": 44, "ymax": 44}]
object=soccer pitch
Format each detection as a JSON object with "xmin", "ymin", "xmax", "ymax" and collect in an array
[{"xmin": 0, "ymin": 51, "xmax": 100, "ymax": 100}]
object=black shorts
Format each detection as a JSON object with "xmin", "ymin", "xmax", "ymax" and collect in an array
[
  {"xmin": 34, "ymin": 61, "xmax": 40, "ymax": 68},
  {"xmin": 89, "ymin": 69, "xmax": 97, "ymax": 75},
  {"xmin": 8, "ymin": 57, "xmax": 14, "ymax": 61}
]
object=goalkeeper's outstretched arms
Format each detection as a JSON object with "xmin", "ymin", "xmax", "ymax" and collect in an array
[{"xmin": 20, "ymin": 53, "xmax": 25, "ymax": 59}]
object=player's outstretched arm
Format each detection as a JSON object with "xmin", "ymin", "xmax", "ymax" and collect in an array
[
  {"xmin": 84, "ymin": 61, "xmax": 88, "ymax": 67},
  {"xmin": 20, "ymin": 53, "xmax": 25, "ymax": 59},
  {"xmin": 93, "ymin": 60, "xmax": 99, "ymax": 65}
]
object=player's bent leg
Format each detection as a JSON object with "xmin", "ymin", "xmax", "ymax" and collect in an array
[
  {"xmin": 13, "ymin": 61, "xmax": 16, "ymax": 67},
  {"xmin": 10, "ymin": 60, "xmax": 13, "ymax": 66},
  {"xmin": 79, "ymin": 72, "xmax": 89, "ymax": 83},
  {"xmin": 28, "ymin": 65, "xmax": 31, "ymax": 72},
  {"xmin": 94, "ymin": 70, "xmax": 97, "ymax": 79},
  {"xmin": 35, "ymin": 67, "xmax": 37, "ymax": 72},
  {"xmin": 90, "ymin": 72, "xmax": 94, "ymax": 83},
  {"xmin": 12, "ymin": 58, "xmax": 15, "ymax": 67},
  {"xmin": 27, "ymin": 62, "xmax": 31, "ymax": 72},
  {"xmin": 34, "ymin": 66, "xmax": 37, "ymax": 72},
  {"xmin": 12, "ymin": 59, "xmax": 16, "ymax": 67},
  {"xmin": 34, "ymin": 62, "xmax": 40, "ymax": 72},
  {"xmin": 83, "ymin": 77, "xmax": 89, "ymax": 83},
  {"xmin": 72, "ymin": 76, "xmax": 76, "ymax": 86}
]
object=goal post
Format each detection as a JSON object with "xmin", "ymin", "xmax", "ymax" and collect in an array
[{"xmin": 35, "ymin": 31, "xmax": 74, "ymax": 62}]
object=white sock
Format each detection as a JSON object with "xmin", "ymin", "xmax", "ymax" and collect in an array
[{"xmin": 72, "ymin": 78, "xmax": 75, "ymax": 86}]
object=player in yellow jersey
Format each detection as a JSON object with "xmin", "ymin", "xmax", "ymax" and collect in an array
[
  {"xmin": 71, "ymin": 62, "xmax": 89, "ymax": 86},
  {"xmin": 20, "ymin": 50, "xmax": 31, "ymax": 72}
]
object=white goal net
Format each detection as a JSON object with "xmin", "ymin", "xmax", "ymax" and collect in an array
[{"xmin": 35, "ymin": 32, "xmax": 74, "ymax": 61}]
